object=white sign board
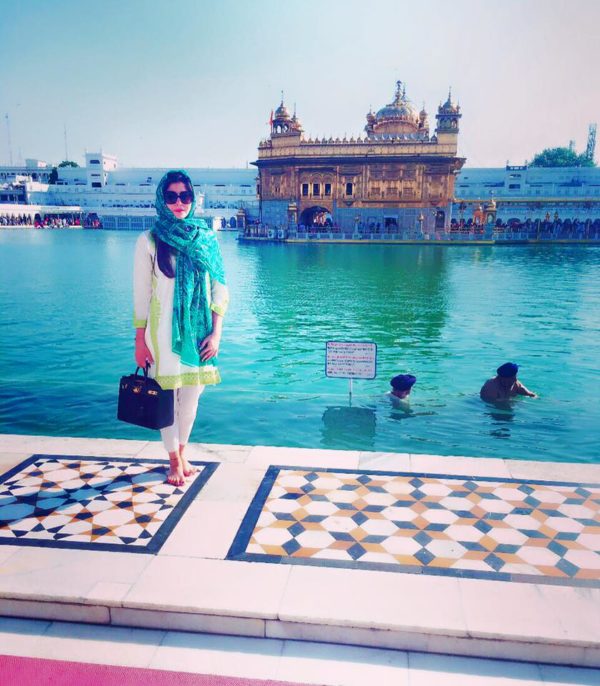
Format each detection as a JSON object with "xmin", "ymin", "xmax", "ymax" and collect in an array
[{"xmin": 326, "ymin": 341, "xmax": 377, "ymax": 380}]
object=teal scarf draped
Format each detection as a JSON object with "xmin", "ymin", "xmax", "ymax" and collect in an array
[{"xmin": 152, "ymin": 170, "xmax": 226, "ymax": 367}]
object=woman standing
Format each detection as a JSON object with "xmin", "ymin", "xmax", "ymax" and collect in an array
[{"xmin": 133, "ymin": 170, "xmax": 228, "ymax": 486}]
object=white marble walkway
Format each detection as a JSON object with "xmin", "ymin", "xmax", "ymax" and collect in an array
[
  {"xmin": 0, "ymin": 434, "xmax": 599, "ymax": 670},
  {"xmin": 1, "ymin": 617, "xmax": 598, "ymax": 685}
]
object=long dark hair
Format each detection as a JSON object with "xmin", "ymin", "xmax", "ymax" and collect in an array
[{"xmin": 154, "ymin": 171, "xmax": 194, "ymax": 278}]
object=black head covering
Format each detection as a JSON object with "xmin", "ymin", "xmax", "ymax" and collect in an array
[
  {"xmin": 391, "ymin": 374, "xmax": 417, "ymax": 391},
  {"xmin": 497, "ymin": 362, "xmax": 519, "ymax": 378}
]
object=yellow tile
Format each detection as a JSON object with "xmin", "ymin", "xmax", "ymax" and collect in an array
[
  {"xmin": 293, "ymin": 547, "xmax": 318, "ymax": 558},
  {"xmin": 302, "ymin": 521, "xmax": 324, "ymax": 531},
  {"xmin": 478, "ymin": 535, "xmax": 496, "ymax": 551},
  {"xmin": 393, "ymin": 554, "xmax": 419, "ymax": 565},
  {"xmin": 422, "ymin": 530, "xmax": 444, "ymax": 540},
  {"xmin": 273, "ymin": 520, "xmax": 295, "ymax": 529},
  {"xmin": 536, "ymin": 565, "xmax": 567, "ymax": 578},
  {"xmin": 495, "ymin": 552, "xmax": 521, "ymax": 564},
  {"xmin": 531, "ymin": 509, "xmax": 548, "ymax": 523},
  {"xmin": 527, "ymin": 538, "xmax": 553, "ymax": 548},
  {"xmin": 575, "ymin": 569, "xmax": 599, "ymax": 579},
  {"xmin": 349, "ymin": 528, "xmax": 368, "ymax": 541},
  {"xmin": 470, "ymin": 506, "xmax": 486, "ymax": 519},
  {"xmin": 262, "ymin": 545, "xmax": 286, "ymax": 556}
]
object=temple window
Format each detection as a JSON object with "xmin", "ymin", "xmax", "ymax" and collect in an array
[
  {"xmin": 302, "ymin": 184, "xmax": 309, "ymax": 196},
  {"xmin": 325, "ymin": 183, "xmax": 331, "ymax": 196},
  {"xmin": 346, "ymin": 182, "xmax": 354, "ymax": 196},
  {"xmin": 313, "ymin": 183, "xmax": 320, "ymax": 196}
]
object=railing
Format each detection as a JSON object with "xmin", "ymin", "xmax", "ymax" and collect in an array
[{"xmin": 240, "ymin": 221, "xmax": 600, "ymax": 243}]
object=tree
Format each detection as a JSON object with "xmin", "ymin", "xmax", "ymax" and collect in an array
[
  {"xmin": 531, "ymin": 147, "xmax": 595, "ymax": 168},
  {"xmin": 49, "ymin": 160, "xmax": 80, "ymax": 184}
]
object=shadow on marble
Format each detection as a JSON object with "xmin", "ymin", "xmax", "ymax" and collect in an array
[
  {"xmin": 407, "ymin": 651, "xmax": 542, "ymax": 685},
  {"xmin": 276, "ymin": 640, "xmax": 409, "ymax": 686},
  {"xmin": 33, "ymin": 621, "xmax": 164, "ymax": 667},
  {"xmin": 149, "ymin": 631, "xmax": 283, "ymax": 680}
]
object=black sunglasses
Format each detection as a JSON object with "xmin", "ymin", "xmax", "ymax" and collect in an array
[{"xmin": 164, "ymin": 190, "xmax": 193, "ymax": 205}]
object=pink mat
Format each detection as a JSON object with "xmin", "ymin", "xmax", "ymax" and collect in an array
[{"xmin": 0, "ymin": 655, "xmax": 311, "ymax": 686}]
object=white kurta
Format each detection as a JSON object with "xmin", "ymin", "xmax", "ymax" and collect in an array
[{"xmin": 133, "ymin": 231, "xmax": 229, "ymax": 390}]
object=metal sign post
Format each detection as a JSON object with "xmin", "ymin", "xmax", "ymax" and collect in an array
[{"xmin": 325, "ymin": 341, "xmax": 377, "ymax": 405}]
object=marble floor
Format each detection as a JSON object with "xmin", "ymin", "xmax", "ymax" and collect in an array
[
  {"xmin": 227, "ymin": 466, "xmax": 600, "ymax": 586},
  {"xmin": 0, "ymin": 434, "xmax": 599, "ymax": 670},
  {"xmin": 0, "ymin": 454, "xmax": 217, "ymax": 553}
]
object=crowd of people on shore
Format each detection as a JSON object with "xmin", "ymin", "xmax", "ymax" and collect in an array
[
  {"xmin": 0, "ymin": 213, "xmax": 82, "ymax": 228},
  {"xmin": 243, "ymin": 215, "xmax": 600, "ymax": 240},
  {"xmin": 450, "ymin": 216, "xmax": 600, "ymax": 237},
  {"xmin": 83, "ymin": 215, "xmax": 103, "ymax": 229},
  {"xmin": 0, "ymin": 213, "xmax": 33, "ymax": 226}
]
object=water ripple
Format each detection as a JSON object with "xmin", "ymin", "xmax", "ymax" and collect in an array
[{"xmin": 1, "ymin": 231, "xmax": 599, "ymax": 463}]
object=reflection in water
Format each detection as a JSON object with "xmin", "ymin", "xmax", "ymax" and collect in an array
[
  {"xmin": 321, "ymin": 405, "xmax": 377, "ymax": 451},
  {"xmin": 250, "ymin": 243, "xmax": 450, "ymax": 359},
  {"xmin": 386, "ymin": 395, "xmax": 437, "ymax": 423},
  {"xmin": 320, "ymin": 397, "xmax": 440, "ymax": 454},
  {"xmin": 483, "ymin": 399, "xmax": 516, "ymax": 439}
]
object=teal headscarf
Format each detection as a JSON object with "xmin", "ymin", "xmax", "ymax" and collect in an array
[{"xmin": 152, "ymin": 170, "xmax": 226, "ymax": 367}]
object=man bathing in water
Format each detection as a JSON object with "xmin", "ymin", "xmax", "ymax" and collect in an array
[
  {"xmin": 389, "ymin": 374, "xmax": 417, "ymax": 404},
  {"xmin": 480, "ymin": 362, "xmax": 537, "ymax": 402}
]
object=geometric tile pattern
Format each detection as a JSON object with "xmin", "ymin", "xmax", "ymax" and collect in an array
[
  {"xmin": 228, "ymin": 466, "xmax": 600, "ymax": 587},
  {"xmin": 0, "ymin": 455, "xmax": 218, "ymax": 554}
]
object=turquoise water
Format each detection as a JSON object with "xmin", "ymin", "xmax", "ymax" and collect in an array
[{"xmin": 1, "ymin": 229, "xmax": 599, "ymax": 463}]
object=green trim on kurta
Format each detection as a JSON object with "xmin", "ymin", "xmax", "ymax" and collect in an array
[
  {"xmin": 133, "ymin": 317, "xmax": 147, "ymax": 328},
  {"xmin": 210, "ymin": 302, "xmax": 228, "ymax": 317},
  {"xmin": 156, "ymin": 368, "xmax": 221, "ymax": 390},
  {"xmin": 149, "ymin": 281, "xmax": 162, "ymax": 378}
]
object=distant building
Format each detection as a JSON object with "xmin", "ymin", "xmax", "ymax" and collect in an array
[
  {"xmin": 1, "ymin": 153, "xmax": 258, "ymax": 230},
  {"xmin": 253, "ymin": 81, "xmax": 464, "ymax": 234},
  {"xmin": 0, "ymin": 159, "xmax": 53, "ymax": 206},
  {"xmin": 0, "ymin": 159, "xmax": 53, "ymax": 185},
  {"xmin": 454, "ymin": 165, "xmax": 600, "ymax": 223}
]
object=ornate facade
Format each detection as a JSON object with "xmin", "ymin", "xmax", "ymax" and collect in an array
[{"xmin": 254, "ymin": 81, "xmax": 465, "ymax": 234}]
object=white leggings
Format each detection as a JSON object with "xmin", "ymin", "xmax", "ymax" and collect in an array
[{"xmin": 160, "ymin": 385, "xmax": 205, "ymax": 453}]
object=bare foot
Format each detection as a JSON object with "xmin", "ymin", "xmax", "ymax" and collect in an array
[
  {"xmin": 179, "ymin": 446, "xmax": 198, "ymax": 479},
  {"xmin": 167, "ymin": 454, "xmax": 185, "ymax": 487},
  {"xmin": 182, "ymin": 460, "xmax": 198, "ymax": 478}
]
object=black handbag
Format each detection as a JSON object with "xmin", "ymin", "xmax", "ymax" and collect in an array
[{"xmin": 117, "ymin": 365, "xmax": 174, "ymax": 430}]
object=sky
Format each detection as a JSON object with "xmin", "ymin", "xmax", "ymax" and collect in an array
[{"xmin": 1, "ymin": 0, "xmax": 599, "ymax": 169}]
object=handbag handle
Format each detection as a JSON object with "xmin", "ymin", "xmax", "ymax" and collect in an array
[{"xmin": 134, "ymin": 363, "xmax": 150, "ymax": 379}]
